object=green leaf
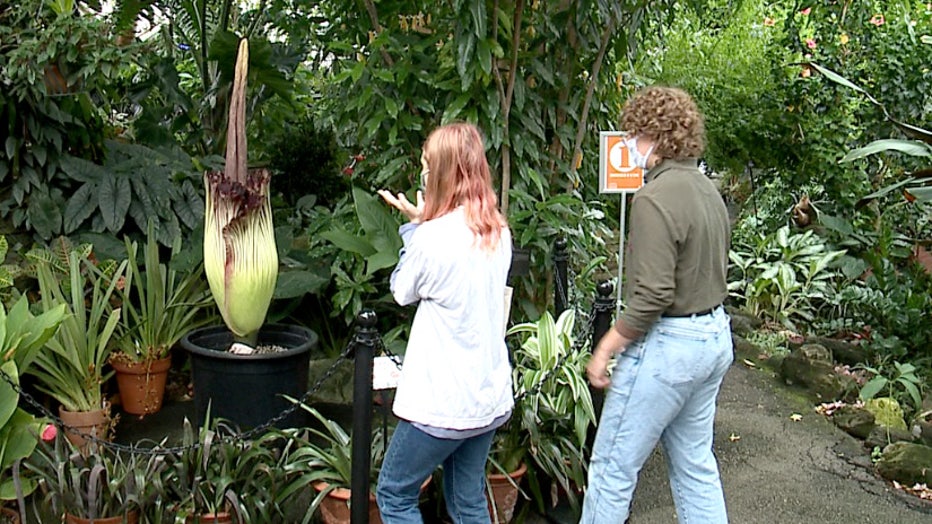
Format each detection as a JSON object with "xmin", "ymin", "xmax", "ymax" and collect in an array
[
  {"xmin": 859, "ymin": 376, "xmax": 887, "ymax": 400},
  {"xmin": 456, "ymin": 32, "xmax": 476, "ymax": 80},
  {"xmin": 442, "ymin": 93, "xmax": 472, "ymax": 124},
  {"xmin": 470, "ymin": 0, "xmax": 487, "ymax": 36},
  {"xmin": 59, "ymin": 155, "xmax": 105, "ymax": 183},
  {"xmin": 0, "ymin": 361, "xmax": 19, "ymax": 429},
  {"xmin": 809, "ymin": 63, "xmax": 880, "ymax": 106},
  {"xmin": 477, "ymin": 39, "xmax": 492, "ymax": 76},
  {"xmin": 63, "ymin": 183, "xmax": 97, "ymax": 234},
  {"xmin": 27, "ymin": 193, "xmax": 62, "ymax": 239},
  {"xmin": 4, "ymin": 137, "xmax": 16, "ymax": 159},
  {"xmin": 175, "ymin": 180, "xmax": 204, "ymax": 230},
  {"xmin": 900, "ymin": 380, "xmax": 922, "ymax": 410},
  {"xmin": 274, "ymin": 270, "xmax": 329, "ymax": 299},
  {"xmin": 353, "ymin": 186, "xmax": 401, "ymax": 251},
  {"xmin": 99, "ymin": 174, "xmax": 131, "ymax": 232},
  {"xmin": 840, "ymin": 139, "xmax": 932, "ymax": 162},
  {"xmin": 906, "ymin": 186, "xmax": 932, "ymax": 202},
  {"xmin": 320, "ymin": 228, "xmax": 376, "ymax": 256},
  {"xmin": 858, "ymin": 177, "xmax": 918, "ymax": 203}
]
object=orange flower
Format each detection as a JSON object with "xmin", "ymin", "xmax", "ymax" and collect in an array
[
  {"xmin": 800, "ymin": 66, "xmax": 812, "ymax": 78},
  {"xmin": 764, "ymin": 17, "xmax": 776, "ymax": 27}
]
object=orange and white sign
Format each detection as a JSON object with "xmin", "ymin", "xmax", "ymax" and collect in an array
[{"xmin": 599, "ymin": 132, "xmax": 644, "ymax": 194}]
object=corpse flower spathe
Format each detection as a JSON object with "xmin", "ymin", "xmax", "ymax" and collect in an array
[{"xmin": 204, "ymin": 38, "xmax": 278, "ymax": 347}]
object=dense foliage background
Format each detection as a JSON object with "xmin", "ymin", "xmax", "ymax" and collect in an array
[{"xmin": 2, "ymin": 0, "xmax": 930, "ymax": 407}]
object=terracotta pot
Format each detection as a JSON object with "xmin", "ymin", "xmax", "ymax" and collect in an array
[
  {"xmin": 64, "ymin": 509, "xmax": 139, "ymax": 524},
  {"xmin": 313, "ymin": 483, "xmax": 382, "ymax": 524},
  {"xmin": 0, "ymin": 506, "xmax": 20, "ymax": 524},
  {"xmin": 183, "ymin": 512, "xmax": 233, "ymax": 524},
  {"xmin": 487, "ymin": 462, "xmax": 528, "ymax": 524},
  {"xmin": 312, "ymin": 478, "xmax": 431, "ymax": 524},
  {"xmin": 111, "ymin": 356, "xmax": 171, "ymax": 415},
  {"xmin": 58, "ymin": 405, "xmax": 111, "ymax": 451}
]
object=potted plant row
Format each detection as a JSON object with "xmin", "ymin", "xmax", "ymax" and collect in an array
[
  {"xmin": 25, "ymin": 435, "xmax": 166, "ymax": 524},
  {"xmin": 278, "ymin": 402, "xmax": 431, "ymax": 524},
  {"xmin": 27, "ymin": 247, "xmax": 127, "ymax": 452},
  {"xmin": 111, "ymin": 222, "xmax": 214, "ymax": 416}
]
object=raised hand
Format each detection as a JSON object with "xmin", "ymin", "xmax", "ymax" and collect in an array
[{"xmin": 377, "ymin": 189, "xmax": 425, "ymax": 224}]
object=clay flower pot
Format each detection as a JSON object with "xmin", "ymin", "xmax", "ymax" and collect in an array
[
  {"xmin": 58, "ymin": 404, "xmax": 111, "ymax": 451},
  {"xmin": 487, "ymin": 462, "xmax": 527, "ymax": 524},
  {"xmin": 184, "ymin": 512, "xmax": 233, "ymax": 524},
  {"xmin": 111, "ymin": 356, "xmax": 171, "ymax": 415},
  {"xmin": 65, "ymin": 510, "xmax": 139, "ymax": 524},
  {"xmin": 312, "ymin": 477, "xmax": 431, "ymax": 524}
]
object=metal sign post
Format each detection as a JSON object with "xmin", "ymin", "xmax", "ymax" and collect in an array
[{"xmin": 598, "ymin": 131, "xmax": 644, "ymax": 318}]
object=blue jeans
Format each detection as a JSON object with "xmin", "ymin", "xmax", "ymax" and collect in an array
[
  {"xmin": 377, "ymin": 420, "xmax": 495, "ymax": 524},
  {"xmin": 581, "ymin": 308, "xmax": 733, "ymax": 524}
]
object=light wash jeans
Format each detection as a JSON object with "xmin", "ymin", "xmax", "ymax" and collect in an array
[
  {"xmin": 581, "ymin": 307, "xmax": 733, "ymax": 524},
  {"xmin": 377, "ymin": 420, "xmax": 495, "ymax": 524}
]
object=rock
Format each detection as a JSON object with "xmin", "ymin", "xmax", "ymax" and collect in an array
[
  {"xmin": 864, "ymin": 397, "xmax": 908, "ymax": 431},
  {"xmin": 307, "ymin": 358, "xmax": 355, "ymax": 405},
  {"xmin": 801, "ymin": 336, "xmax": 871, "ymax": 366},
  {"xmin": 780, "ymin": 343, "xmax": 851, "ymax": 401},
  {"xmin": 732, "ymin": 334, "xmax": 757, "ymax": 357},
  {"xmin": 832, "ymin": 405, "xmax": 875, "ymax": 439},
  {"xmin": 875, "ymin": 442, "xmax": 932, "ymax": 486},
  {"xmin": 865, "ymin": 425, "xmax": 916, "ymax": 448},
  {"xmin": 727, "ymin": 307, "xmax": 762, "ymax": 337},
  {"xmin": 917, "ymin": 419, "xmax": 932, "ymax": 447}
]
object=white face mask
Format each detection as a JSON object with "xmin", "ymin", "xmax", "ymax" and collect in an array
[{"xmin": 625, "ymin": 137, "xmax": 654, "ymax": 170}]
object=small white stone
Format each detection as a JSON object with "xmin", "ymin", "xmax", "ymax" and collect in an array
[{"xmin": 229, "ymin": 342, "xmax": 255, "ymax": 355}]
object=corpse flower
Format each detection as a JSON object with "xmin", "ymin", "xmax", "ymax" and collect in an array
[{"xmin": 204, "ymin": 38, "xmax": 278, "ymax": 348}]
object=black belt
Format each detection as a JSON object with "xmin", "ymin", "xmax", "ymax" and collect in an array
[{"xmin": 662, "ymin": 305, "xmax": 720, "ymax": 318}]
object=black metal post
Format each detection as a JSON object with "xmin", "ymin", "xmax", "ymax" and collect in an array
[
  {"xmin": 588, "ymin": 281, "xmax": 614, "ymax": 436},
  {"xmin": 351, "ymin": 310, "xmax": 378, "ymax": 524},
  {"xmin": 553, "ymin": 237, "xmax": 568, "ymax": 316}
]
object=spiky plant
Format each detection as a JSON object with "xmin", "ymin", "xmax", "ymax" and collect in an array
[{"xmin": 204, "ymin": 38, "xmax": 277, "ymax": 348}]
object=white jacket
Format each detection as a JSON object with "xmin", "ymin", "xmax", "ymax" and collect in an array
[{"xmin": 390, "ymin": 207, "xmax": 514, "ymax": 429}]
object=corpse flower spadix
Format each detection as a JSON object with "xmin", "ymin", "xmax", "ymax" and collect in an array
[{"xmin": 204, "ymin": 38, "xmax": 277, "ymax": 346}]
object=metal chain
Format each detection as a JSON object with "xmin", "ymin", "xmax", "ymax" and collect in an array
[
  {"xmin": 513, "ymin": 302, "xmax": 596, "ymax": 404},
  {"xmin": 375, "ymin": 255, "xmax": 599, "ymax": 405},
  {"xmin": 512, "ymin": 250, "xmax": 598, "ymax": 404},
  {"xmin": 377, "ymin": 338, "xmax": 403, "ymax": 369},
  {"xmin": 0, "ymin": 345, "xmax": 354, "ymax": 456}
]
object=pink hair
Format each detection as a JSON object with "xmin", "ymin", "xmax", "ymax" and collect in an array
[{"xmin": 421, "ymin": 123, "xmax": 507, "ymax": 251}]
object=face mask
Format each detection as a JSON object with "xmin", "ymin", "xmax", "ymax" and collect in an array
[{"xmin": 625, "ymin": 137, "xmax": 654, "ymax": 170}]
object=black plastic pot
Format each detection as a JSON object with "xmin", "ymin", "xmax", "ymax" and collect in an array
[{"xmin": 181, "ymin": 324, "xmax": 318, "ymax": 429}]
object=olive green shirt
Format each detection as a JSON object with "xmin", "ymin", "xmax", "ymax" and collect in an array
[{"xmin": 615, "ymin": 158, "xmax": 730, "ymax": 340}]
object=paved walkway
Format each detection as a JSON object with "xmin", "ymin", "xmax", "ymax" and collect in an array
[{"xmin": 622, "ymin": 362, "xmax": 932, "ymax": 523}]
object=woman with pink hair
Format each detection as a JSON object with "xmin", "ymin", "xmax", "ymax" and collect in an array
[{"xmin": 376, "ymin": 122, "xmax": 513, "ymax": 524}]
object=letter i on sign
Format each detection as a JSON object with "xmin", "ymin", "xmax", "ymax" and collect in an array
[{"xmin": 599, "ymin": 132, "xmax": 644, "ymax": 194}]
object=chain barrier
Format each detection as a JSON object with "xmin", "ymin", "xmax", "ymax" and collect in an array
[
  {"xmin": 3, "ymin": 243, "xmax": 605, "ymax": 456},
  {"xmin": 376, "ymin": 248, "xmax": 601, "ymax": 406},
  {"xmin": 0, "ymin": 343, "xmax": 355, "ymax": 456}
]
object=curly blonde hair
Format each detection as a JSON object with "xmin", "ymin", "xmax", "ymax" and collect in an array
[{"xmin": 620, "ymin": 86, "xmax": 705, "ymax": 160}]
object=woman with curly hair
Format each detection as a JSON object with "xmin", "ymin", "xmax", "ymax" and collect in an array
[
  {"xmin": 583, "ymin": 86, "xmax": 732, "ymax": 523},
  {"xmin": 376, "ymin": 122, "xmax": 513, "ymax": 524}
]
